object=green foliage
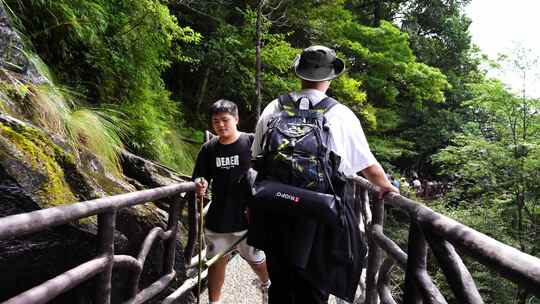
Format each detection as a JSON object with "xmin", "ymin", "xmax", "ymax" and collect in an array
[
  {"xmin": 5, "ymin": 0, "xmax": 201, "ymax": 170},
  {"xmin": 163, "ymin": 129, "xmax": 200, "ymax": 174},
  {"xmin": 397, "ymin": 0, "xmax": 478, "ymax": 172},
  {"xmin": 260, "ymin": 34, "xmax": 300, "ymax": 96},
  {"xmin": 433, "ymin": 77, "xmax": 540, "ymax": 215},
  {"xmin": 344, "ymin": 21, "xmax": 450, "ymax": 161},
  {"xmin": 295, "ymin": 1, "xmax": 450, "ymax": 164},
  {"xmin": 6, "ymin": 0, "xmax": 199, "ymax": 100},
  {"xmin": 344, "ymin": 0, "xmax": 477, "ymax": 172},
  {"xmin": 331, "ymin": 75, "xmax": 372, "ymax": 127},
  {"xmin": 342, "ymin": 20, "xmax": 449, "ymax": 107},
  {"xmin": 170, "ymin": 1, "xmax": 456, "ymax": 170},
  {"xmin": 401, "ymin": 1, "xmax": 473, "ymax": 73},
  {"xmin": 369, "ymin": 135, "xmax": 417, "ymax": 169},
  {"xmin": 205, "ymin": 21, "xmax": 258, "ymax": 106},
  {"xmin": 309, "ymin": 3, "xmax": 450, "ymax": 106},
  {"xmin": 429, "ymin": 47, "xmax": 539, "ymax": 302},
  {"xmin": 429, "ymin": 199, "xmax": 530, "ymax": 303},
  {"xmin": 432, "ymin": 73, "xmax": 540, "ymax": 302},
  {"xmin": 176, "ymin": 7, "xmax": 298, "ymax": 126}
]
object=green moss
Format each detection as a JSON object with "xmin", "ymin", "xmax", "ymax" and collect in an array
[
  {"xmin": 0, "ymin": 81, "xmax": 18, "ymax": 116},
  {"xmin": 133, "ymin": 203, "xmax": 162, "ymax": 225},
  {"xmin": 0, "ymin": 80, "xmax": 19, "ymax": 98},
  {"xmin": 0, "ymin": 122, "xmax": 77, "ymax": 207},
  {"xmin": 0, "ymin": 79, "xmax": 40, "ymax": 123}
]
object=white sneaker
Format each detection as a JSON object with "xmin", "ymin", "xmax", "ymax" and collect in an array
[{"xmin": 252, "ymin": 279, "xmax": 270, "ymax": 304}]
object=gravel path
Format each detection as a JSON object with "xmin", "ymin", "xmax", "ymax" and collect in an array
[
  {"xmin": 198, "ymin": 255, "xmax": 342, "ymax": 304},
  {"xmin": 199, "ymin": 255, "xmax": 262, "ymax": 304}
]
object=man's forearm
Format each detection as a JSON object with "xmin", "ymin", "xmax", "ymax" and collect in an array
[{"xmin": 361, "ymin": 163, "xmax": 393, "ymax": 189}]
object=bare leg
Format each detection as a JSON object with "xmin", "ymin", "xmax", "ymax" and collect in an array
[
  {"xmin": 249, "ymin": 260, "xmax": 270, "ymax": 284},
  {"xmin": 208, "ymin": 255, "xmax": 228, "ymax": 302},
  {"xmin": 250, "ymin": 260, "xmax": 270, "ymax": 303}
]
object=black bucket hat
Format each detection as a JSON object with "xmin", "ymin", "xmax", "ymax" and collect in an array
[{"xmin": 293, "ymin": 45, "xmax": 345, "ymax": 81}]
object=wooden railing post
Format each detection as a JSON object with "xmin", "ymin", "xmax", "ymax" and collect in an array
[
  {"xmin": 365, "ymin": 193, "xmax": 384, "ymax": 304},
  {"xmin": 361, "ymin": 188, "xmax": 372, "ymax": 227},
  {"xmin": 377, "ymin": 258, "xmax": 397, "ymax": 304},
  {"xmin": 349, "ymin": 181, "xmax": 362, "ymax": 219},
  {"xmin": 164, "ymin": 195, "xmax": 183, "ymax": 274},
  {"xmin": 403, "ymin": 221, "xmax": 423, "ymax": 304},
  {"xmin": 424, "ymin": 232, "xmax": 483, "ymax": 304},
  {"xmin": 95, "ymin": 210, "xmax": 117, "ymax": 304},
  {"xmin": 403, "ymin": 222, "xmax": 447, "ymax": 304}
]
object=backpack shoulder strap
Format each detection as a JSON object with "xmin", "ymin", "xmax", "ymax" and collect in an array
[{"xmin": 313, "ymin": 96, "xmax": 339, "ymax": 113}]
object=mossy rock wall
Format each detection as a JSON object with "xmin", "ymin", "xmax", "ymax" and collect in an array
[
  {"xmin": 0, "ymin": 115, "xmax": 77, "ymax": 208},
  {"xmin": 0, "ymin": 114, "xmax": 194, "ymax": 303}
]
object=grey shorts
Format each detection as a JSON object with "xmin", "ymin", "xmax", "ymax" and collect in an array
[{"xmin": 205, "ymin": 228, "xmax": 266, "ymax": 264}]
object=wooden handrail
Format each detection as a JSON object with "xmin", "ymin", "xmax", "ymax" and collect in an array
[
  {"xmin": 0, "ymin": 182, "xmax": 195, "ymax": 304},
  {"xmin": 349, "ymin": 176, "xmax": 540, "ymax": 304},
  {"xmin": 3, "ymin": 175, "xmax": 540, "ymax": 304}
]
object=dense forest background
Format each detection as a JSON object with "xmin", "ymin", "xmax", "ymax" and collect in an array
[{"xmin": 1, "ymin": 0, "xmax": 539, "ymax": 303}]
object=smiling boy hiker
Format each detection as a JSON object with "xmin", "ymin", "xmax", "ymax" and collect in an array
[{"xmin": 192, "ymin": 100, "xmax": 270, "ymax": 304}]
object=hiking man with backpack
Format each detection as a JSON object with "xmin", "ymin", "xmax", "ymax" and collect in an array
[
  {"xmin": 193, "ymin": 100, "xmax": 270, "ymax": 304},
  {"xmin": 248, "ymin": 45, "xmax": 399, "ymax": 304}
]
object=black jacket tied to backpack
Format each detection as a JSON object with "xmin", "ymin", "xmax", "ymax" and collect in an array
[{"xmin": 248, "ymin": 93, "xmax": 366, "ymax": 302}]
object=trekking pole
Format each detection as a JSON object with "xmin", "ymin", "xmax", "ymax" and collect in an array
[
  {"xmin": 195, "ymin": 182, "xmax": 205, "ymax": 304},
  {"xmin": 196, "ymin": 194, "xmax": 204, "ymax": 304}
]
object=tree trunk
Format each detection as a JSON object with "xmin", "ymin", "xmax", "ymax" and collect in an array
[
  {"xmin": 373, "ymin": 0, "xmax": 382, "ymax": 27},
  {"xmin": 516, "ymin": 190, "xmax": 525, "ymax": 251},
  {"xmin": 196, "ymin": 66, "xmax": 211, "ymax": 123},
  {"xmin": 255, "ymin": 1, "xmax": 264, "ymax": 121}
]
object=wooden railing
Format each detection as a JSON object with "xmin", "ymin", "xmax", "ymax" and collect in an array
[
  {"xmin": 348, "ymin": 176, "xmax": 540, "ymax": 304},
  {"xmin": 2, "ymin": 175, "xmax": 540, "ymax": 304},
  {"xmin": 0, "ymin": 182, "xmax": 195, "ymax": 304}
]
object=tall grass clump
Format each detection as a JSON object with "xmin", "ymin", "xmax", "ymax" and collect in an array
[
  {"xmin": 119, "ymin": 90, "xmax": 195, "ymax": 175},
  {"xmin": 163, "ymin": 129, "xmax": 200, "ymax": 174},
  {"xmin": 1, "ymin": 60, "xmax": 126, "ymax": 176},
  {"xmin": 67, "ymin": 108, "xmax": 126, "ymax": 175}
]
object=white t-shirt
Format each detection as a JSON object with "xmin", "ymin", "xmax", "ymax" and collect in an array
[{"xmin": 252, "ymin": 89, "xmax": 377, "ymax": 176}]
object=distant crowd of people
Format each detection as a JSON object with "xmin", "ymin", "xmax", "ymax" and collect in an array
[{"xmin": 387, "ymin": 174, "xmax": 449, "ymax": 199}]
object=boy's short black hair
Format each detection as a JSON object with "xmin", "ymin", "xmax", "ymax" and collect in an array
[{"xmin": 210, "ymin": 99, "xmax": 238, "ymax": 117}]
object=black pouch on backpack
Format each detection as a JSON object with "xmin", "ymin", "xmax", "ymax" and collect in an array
[{"xmin": 252, "ymin": 179, "xmax": 340, "ymax": 226}]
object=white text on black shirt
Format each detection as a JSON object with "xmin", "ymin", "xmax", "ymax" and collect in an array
[{"xmin": 216, "ymin": 155, "xmax": 239, "ymax": 169}]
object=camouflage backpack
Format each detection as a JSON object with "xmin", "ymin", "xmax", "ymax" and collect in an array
[{"xmin": 256, "ymin": 93, "xmax": 341, "ymax": 194}]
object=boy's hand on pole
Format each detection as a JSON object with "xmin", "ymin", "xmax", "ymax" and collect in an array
[{"xmin": 194, "ymin": 177, "xmax": 208, "ymax": 198}]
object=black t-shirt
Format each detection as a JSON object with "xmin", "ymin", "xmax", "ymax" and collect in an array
[{"xmin": 192, "ymin": 132, "xmax": 254, "ymax": 233}]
